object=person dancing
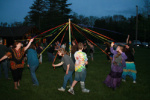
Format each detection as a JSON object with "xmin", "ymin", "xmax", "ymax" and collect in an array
[
  {"xmin": 104, "ymin": 42, "xmax": 127, "ymax": 90},
  {"xmin": 0, "ymin": 38, "xmax": 34, "ymax": 89}
]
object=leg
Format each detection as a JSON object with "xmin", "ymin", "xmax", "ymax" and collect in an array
[
  {"xmin": 62, "ymin": 71, "xmax": 73, "ymax": 89},
  {"xmin": 30, "ymin": 66, "xmax": 39, "ymax": 85},
  {"xmin": 80, "ymin": 69, "xmax": 89, "ymax": 92},
  {"xmin": 2, "ymin": 60, "xmax": 9, "ymax": 79},
  {"xmin": 0, "ymin": 63, "xmax": 1, "ymax": 78},
  {"xmin": 17, "ymin": 68, "xmax": 23, "ymax": 86},
  {"xmin": 11, "ymin": 69, "xmax": 19, "ymax": 89}
]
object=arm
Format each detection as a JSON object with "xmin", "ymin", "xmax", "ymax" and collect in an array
[
  {"xmin": 0, "ymin": 51, "xmax": 12, "ymax": 62},
  {"xmin": 66, "ymin": 64, "xmax": 70, "ymax": 74},
  {"xmin": 85, "ymin": 61, "xmax": 88, "ymax": 65},
  {"xmin": 121, "ymin": 52, "xmax": 127, "ymax": 60},
  {"xmin": 24, "ymin": 38, "xmax": 34, "ymax": 51},
  {"xmin": 0, "ymin": 55, "xmax": 8, "ymax": 62},
  {"xmin": 110, "ymin": 42, "xmax": 117, "ymax": 54},
  {"xmin": 118, "ymin": 49, "xmax": 127, "ymax": 60},
  {"xmin": 52, "ymin": 62, "xmax": 64, "ymax": 67},
  {"xmin": 126, "ymin": 35, "xmax": 129, "ymax": 44}
]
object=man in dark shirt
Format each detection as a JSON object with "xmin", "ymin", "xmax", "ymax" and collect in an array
[
  {"xmin": 126, "ymin": 35, "xmax": 135, "ymax": 55},
  {"xmin": 0, "ymin": 38, "xmax": 9, "ymax": 79},
  {"xmin": 47, "ymin": 44, "xmax": 55, "ymax": 62}
]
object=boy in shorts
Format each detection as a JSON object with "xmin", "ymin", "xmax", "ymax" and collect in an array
[{"xmin": 68, "ymin": 42, "xmax": 90, "ymax": 95}]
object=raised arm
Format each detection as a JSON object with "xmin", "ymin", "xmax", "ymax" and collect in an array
[
  {"xmin": 24, "ymin": 38, "xmax": 34, "ymax": 51},
  {"xmin": 126, "ymin": 35, "xmax": 130, "ymax": 44},
  {"xmin": 110, "ymin": 42, "xmax": 117, "ymax": 54}
]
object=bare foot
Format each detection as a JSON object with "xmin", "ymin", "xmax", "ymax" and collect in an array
[
  {"xmin": 18, "ymin": 83, "xmax": 20, "ymax": 87},
  {"xmin": 14, "ymin": 87, "xmax": 19, "ymax": 90}
]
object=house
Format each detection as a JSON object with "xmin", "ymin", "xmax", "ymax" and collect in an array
[{"xmin": 0, "ymin": 26, "xmax": 40, "ymax": 46}]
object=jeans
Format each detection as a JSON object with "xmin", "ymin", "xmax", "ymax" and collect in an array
[
  {"xmin": 63, "ymin": 71, "xmax": 73, "ymax": 89},
  {"xmin": 0, "ymin": 60, "xmax": 8, "ymax": 79},
  {"xmin": 47, "ymin": 52, "xmax": 54, "ymax": 62},
  {"xmin": 29, "ymin": 65, "xmax": 39, "ymax": 85}
]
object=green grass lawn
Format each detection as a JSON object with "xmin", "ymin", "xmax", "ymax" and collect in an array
[{"xmin": 0, "ymin": 47, "xmax": 150, "ymax": 100}]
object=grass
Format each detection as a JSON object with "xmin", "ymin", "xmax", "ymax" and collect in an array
[{"xmin": 0, "ymin": 47, "xmax": 150, "ymax": 100}]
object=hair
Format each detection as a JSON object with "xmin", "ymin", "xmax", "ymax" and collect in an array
[
  {"xmin": 29, "ymin": 43, "xmax": 36, "ymax": 50},
  {"xmin": 72, "ymin": 40, "xmax": 76, "ymax": 45},
  {"xmin": 78, "ymin": 42, "xmax": 84, "ymax": 50},
  {"xmin": 105, "ymin": 42, "xmax": 110, "ymax": 47},
  {"xmin": 58, "ymin": 48, "xmax": 66, "ymax": 55},
  {"xmin": 13, "ymin": 41, "xmax": 22, "ymax": 48},
  {"xmin": 115, "ymin": 45, "xmax": 124, "ymax": 58},
  {"xmin": 0, "ymin": 38, "xmax": 3, "ymax": 43}
]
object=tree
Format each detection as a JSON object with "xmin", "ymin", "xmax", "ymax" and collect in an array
[
  {"xmin": 28, "ymin": 0, "xmax": 46, "ymax": 30},
  {"xmin": 42, "ymin": 0, "xmax": 72, "ymax": 30}
]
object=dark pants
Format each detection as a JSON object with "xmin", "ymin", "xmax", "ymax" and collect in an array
[
  {"xmin": 11, "ymin": 68, "xmax": 23, "ymax": 82},
  {"xmin": 0, "ymin": 60, "xmax": 8, "ymax": 79},
  {"xmin": 47, "ymin": 52, "xmax": 54, "ymax": 62}
]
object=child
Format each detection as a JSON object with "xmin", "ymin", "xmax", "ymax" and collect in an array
[
  {"xmin": 104, "ymin": 42, "xmax": 127, "ymax": 90},
  {"xmin": 68, "ymin": 42, "xmax": 89, "ymax": 95},
  {"xmin": 52, "ymin": 48, "xmax": 75, "ymax": 92}
]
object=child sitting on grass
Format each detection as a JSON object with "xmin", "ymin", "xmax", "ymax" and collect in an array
[
  {"xmin": 52, "ymin": 48, "xmax": 75, "ymax": 92},
  {"xmin": 68, "ymin": 42, "xmax": 90, "ymax": 95}
]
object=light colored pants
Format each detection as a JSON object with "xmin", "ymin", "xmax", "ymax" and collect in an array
[{"xmin": 39, "ymin": 55, "xmax": 42, "ymax": 63}]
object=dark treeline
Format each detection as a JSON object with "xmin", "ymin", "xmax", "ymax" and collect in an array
[{"xmin": 0, "ymin": 0, "xmax": 150, "ymax": 42}]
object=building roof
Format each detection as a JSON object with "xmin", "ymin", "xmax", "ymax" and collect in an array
[{"xmin": 0, "ymin": 26, "xmax": 34, "ymax": 37}]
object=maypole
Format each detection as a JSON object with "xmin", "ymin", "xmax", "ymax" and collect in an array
[{"xmin": 69, "ymin": 19, "xmax": 71, "ymax": 57}]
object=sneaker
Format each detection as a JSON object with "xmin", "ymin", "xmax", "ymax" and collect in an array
[
  {"xmin": 82, "ymin": 88, "xmax": 90, "ymax": 93},
  {"xmin": 68, "ymin": 89, "xmax": 75, "ymax": 95},
  {"xmin": 133, "ymin": 81, "xmax": 136, "ymax": 84},
  {"xmin": 66, "ymin": 85, "xmax": 71, "ymax": 88},
  {"xmin": 122, "ymin": 79, "xmax": 126, "ymax": 82},
  {"xmin": 58, "ymin": 87, "xmax": 65, "ymax": 92}
]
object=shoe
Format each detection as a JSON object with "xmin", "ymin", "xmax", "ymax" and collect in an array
[
  {"xmin": 82, "ymin": 88, "xmax": 90, "ymax": 93},
  {"xmin": 68, "ymin": 89, "xmax": 75, "ymax": 95},
  {"xmin": 58, "ymin": 87, "xmax": 65, "ymax": 92},
  {"xmin": 133, "ymin": 81, "xmax": 136, "ymax": 83},
  {"xmin": 122, "ymin": 79, "xmax": 126, "ymax": 82},
  {"xmin": 66, "ymin": 85, "xmax": 71, "ymax": 88},
  {"xmin": 33, "ymin": 84, "xmax": 39, "ymax": 86},
  {"xmin": 7, "ymin": 78, "xmax": 11, "ymax": 80}
]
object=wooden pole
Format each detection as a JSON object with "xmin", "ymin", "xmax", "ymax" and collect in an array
[
  {"xmin": 69, "ymin": 19, "xmax": 71, "ymax": 57},
  {"xmin": 136, "ymin": 5, "xmax": 138, "ymax": 43}
]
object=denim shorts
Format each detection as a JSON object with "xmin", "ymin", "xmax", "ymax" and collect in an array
[{"xmin": 75, "ymin": 69, "xmax": 86, "ymax": 81}]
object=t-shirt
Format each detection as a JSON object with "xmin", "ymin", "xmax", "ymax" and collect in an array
[
  {"xmin": 128, "ymin": 43, "xmax": 134, "ymax": 53},
  {"xmin": 47, "ymin": 46, "xmax": 54, "ymax": 53},
  {"xmin": 61, "ymin": 44, "xmax": 66, "ymax": 49},
  {"xmin": 74, "ymin": 51, "xmax": 88, "ymax": 72},
  {"xmin": 125, "ymin": 49, "xmax": 134, "ymax": 62},
  {"xmin": 71, "ymin": 45, "xmax": 77, "ymax": 54},
  {"xmin": 0, "ymin": 44, "xmax": 9, "ymax": 58},
  {"xmin": 36, "ymin": 46, "xmax": 43, "ymax": 54},
  {"xmin": 61, "ymin": 54, "xmax": 75, "ymax": 71}
]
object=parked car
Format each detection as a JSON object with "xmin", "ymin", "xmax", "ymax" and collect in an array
[
  {"xmin": 141, "ymin": 42, "xmax": 149, "ymax": 47},
  {"xmin": 132, "ymin": 40, "xmax": 141, "ymax": 47}
]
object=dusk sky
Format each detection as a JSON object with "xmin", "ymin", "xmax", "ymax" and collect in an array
[{"xmin": 0, "ymin": 0, "xmax": 144, "ymax": 24}]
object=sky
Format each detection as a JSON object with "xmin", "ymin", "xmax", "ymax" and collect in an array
[{"xmin": 0, "ymin": 0, "xmax": 144, "ymax": 24}]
